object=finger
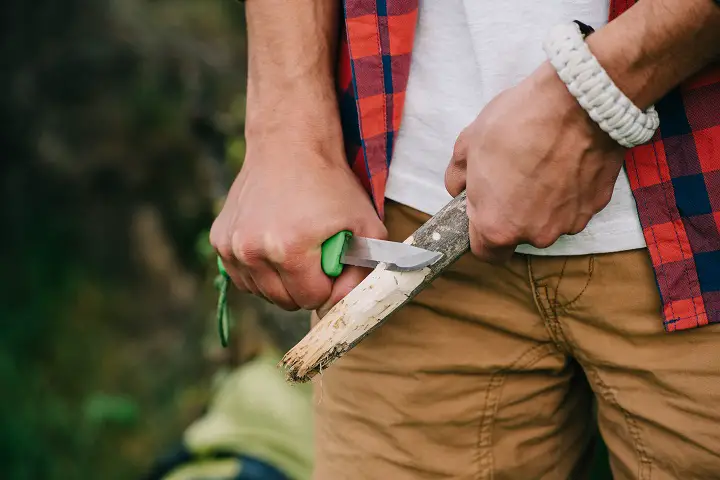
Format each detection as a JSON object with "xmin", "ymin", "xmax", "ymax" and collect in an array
[
  {"xmin": 220, "ymin": 260, "xmax": 252, "ymax": 293},
  {"xmin": 526, "ymin": 225, "xmax": 564, "ymax": 249},
  {"xmin": 219, "ymin": 252, "xmax": 272, "ymax": 302},
  {"xmin": 248, "ymin": 261, "xmax": 300, "ymax": 311},
  {"xmin": 316, "ymin": 265, "xmax": 372, "ymax": 318},
  {"xmin": 452, "ymin": 127, "xmax": 469, "ymax": 163},
  {"xmin": 230, "ymin": 238, "xmax": 298, "ymax": 309},
  {"xmin": 445, "ymin": 132, "xmax": 469, "ymax": 197},
  {"xmin": 277, "ymin": 250, "xmax": 333, "ymax": 311},
  {"xmin": 237, "ymin": 269, "xmax": 262, "ymax": 297},
  {"xmin": 469, "ymin": 226, "xmax": 516, "ymax": 264},
  {"xmin": 567, "ymin": 215, "xmax": 591, "ymax": 235},
  {"xmin": 445, "ymin": 159, "xmax": 467, "ymax": 198}
]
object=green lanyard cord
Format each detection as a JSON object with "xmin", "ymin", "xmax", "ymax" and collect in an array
[{"xmin": 215, "ymin": 256, "xmax": 231, "ymax": 348}]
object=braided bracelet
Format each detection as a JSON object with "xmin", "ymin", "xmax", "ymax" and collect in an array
[{"xmin": 542, "ymin": 21, "xmax": 660, "ymax": 149}]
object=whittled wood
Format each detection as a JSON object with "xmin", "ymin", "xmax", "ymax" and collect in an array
[{"xmin": 280, "ymin": 192, "xmax": 470, "ymax": 383}]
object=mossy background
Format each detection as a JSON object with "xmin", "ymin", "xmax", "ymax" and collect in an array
[{"xmin": 1, "ymin": 1, "xmax": 248, "ymax": 477}]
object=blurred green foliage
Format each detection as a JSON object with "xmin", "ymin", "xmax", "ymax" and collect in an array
[
  {"xmin": 83, "ymin": 393, "xmax": 140, "ymax": 427},
  {"xmin": 1, "ymin": 0, "xmax": 248, "ymax": 478}
]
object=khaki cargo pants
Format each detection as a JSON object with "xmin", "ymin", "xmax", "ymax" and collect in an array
[{"xmin": 313, "ymin": 201, "xmax": 720, "ymax": 480}]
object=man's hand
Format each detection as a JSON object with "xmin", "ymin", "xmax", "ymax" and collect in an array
[
  {"xmin": 445, "ymin": 63, "xmax": 625, "ymax": 262},
  {"xmin": 446, "ymin": 0, "xmax": 720, "ymax": 263},
  {"xmin": 211, "ymin": 0, "xmax": 385, "ymax": 315},
  {"xmin": 210, "ymin": 137, "xmax": 385, "ymax": 313}
]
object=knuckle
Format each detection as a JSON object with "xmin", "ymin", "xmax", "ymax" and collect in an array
[
  {"xmin": 482, "ymin": 225, "xmax": 520, "ymax": 247},
  {"xmin": 530, "ymin": 230, "xmax": 561, "ymax": 249},
  {"xmin": 231, "ymin": 232, "xmax": 263, "ymax": 266},
  {"xmin": 571, "ymin": 215, "xmax": 592, "ymax": 235},
  {"xmin": 279, "ymin": 252, "xmax": 307, "ymax": 272},
  {"xmin": 594, "ymin": 193, "xmax": 612, "ymax": 212},
  {"xmin": 274, "ymin": 238, "xmax": 316, "ymax": 271},
  {"xmin": 281, "ymin": 238, "xmax": 301, "ymax": 254},
  {"xmin": 215, "ymin": 242, "xmax": 234, "ymax": 260},
  {"xmin": 264, "ymin": 234, "xmax": 305, "ymax": 266},
  {"xmin": 469, "ymin": 207, "xmax": 521, "ymax": 248}
]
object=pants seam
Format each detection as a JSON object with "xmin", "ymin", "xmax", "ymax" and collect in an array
[
  {"xmin": 585, "ymin": 365, "xmax": 653, "ymax": 480},
  {"xmin": 551, "ymin": 257, "xmax": 569, "ymax": 307},
  {"xmin": 558, "ymin": 256, "xmax": 595, "ymax": 311},
  {"xmin": 475, "ymin": 343, "xmax": 559, "ymax": 480},
  {"xmin": 529, "ymin": 258, "xmax": 570, "ymax": 352},
  {"xmin": 542, "ymin": 286, "xmax": 571, "ymax": 352}
]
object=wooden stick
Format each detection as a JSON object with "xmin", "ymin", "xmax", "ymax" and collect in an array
[{"xmin": 280, "ymin": 192, "xmax": 470, "ymax": 383}]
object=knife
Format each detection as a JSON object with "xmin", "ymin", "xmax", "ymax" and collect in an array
[
  {"xmin": 215, "ymin": 231, "xmax": 441, "ymax": 279},
  {"xmin": 320, "ymin": 230, "xmax": 442, "ymax": 277},
  {"xmin": 214, "ymin": 231, "xmax": 441, "ymax": 347}
]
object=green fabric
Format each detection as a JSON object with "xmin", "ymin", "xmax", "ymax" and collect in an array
[{"xmin": 181, "ymin": 349, "xmax": 314, "ymax": 480}]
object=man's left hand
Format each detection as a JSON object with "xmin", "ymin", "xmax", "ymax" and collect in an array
[{"xmin": 445, "ymin": 62, "xmax": 626, "ymax": 262}]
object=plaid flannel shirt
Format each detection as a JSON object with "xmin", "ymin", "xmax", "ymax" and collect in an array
[{"xmin": 336, "ymin": 0, "xmax": 720, "ymax": 332}]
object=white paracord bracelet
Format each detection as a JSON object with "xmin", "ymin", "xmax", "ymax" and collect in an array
[{"xmin": 542, "ymin": 21, "xmax": 660, "ymax": 149}]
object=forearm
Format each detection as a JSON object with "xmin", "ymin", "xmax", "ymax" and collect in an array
[
  {"xmin": 244, "ymin": 0, "xmax": 344, "ymax": 152},
  {"xmin": 587, "ymin": 0, "xmax": 720, "ymax": 109}
]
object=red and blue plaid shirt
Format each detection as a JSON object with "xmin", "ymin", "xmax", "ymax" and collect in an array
[{"xmin": 336, "ymin": 0, "xmax": 720, "ymax": 332}]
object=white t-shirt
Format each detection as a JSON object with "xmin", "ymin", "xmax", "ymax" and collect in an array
[{"xmin": 385, "ymin": 0, "xmax": 646, "ymax": 256}]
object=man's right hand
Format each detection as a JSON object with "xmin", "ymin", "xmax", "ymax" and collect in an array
[
  {"xmin": 210, "ymin": 136, "xmax": 386, "ymax": 314},
  {"xmin": 212, "ymin": 0, "xmax": 383, "ymax": 315}
]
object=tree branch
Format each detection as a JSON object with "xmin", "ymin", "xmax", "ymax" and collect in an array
[{"xmin": 280, "ymin": 192, "xmax": 470, "ymax": 383}]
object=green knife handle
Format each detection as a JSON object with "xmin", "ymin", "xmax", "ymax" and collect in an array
[{"xmin": 321, "ymin": 230, "xmax": 352, "ymax": 277}]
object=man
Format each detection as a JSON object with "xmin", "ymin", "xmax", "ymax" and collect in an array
[{"xmin": 211, "ymin": 0, "xmax": 720, "ymax": 478}]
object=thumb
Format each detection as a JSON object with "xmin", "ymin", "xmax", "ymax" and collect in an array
[
  {"xmin": 445, "ymin": 131, "xmax": 468, "ymax": 197},
  {"xmin": 316, "ymin": 265, "xmax": 372, "ymax": 318}
]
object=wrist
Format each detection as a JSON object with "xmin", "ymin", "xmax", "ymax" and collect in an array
[
  {"xmin": 532, "ymin": 62, "xmax": 583, "ymax": 115},
  {"xmin": 542, "ymin": 21, "xmax": 660, "ymax": 149},
  {"xmin": 244, "ymin": 98, "xmax": 348, "ymax": 169},
  {"xmin": 584, "ymin": 22, "xmax": 654, "ymax": 109},
  {"xmin": 242, "ymin": 0, "xmax": 344, "ymax": 156},
  {"xmin": 245, "ymin": 84, "xmax": 344, "ymax": 144},
  {"xmin": 585, "ymin": 0, "xmax": 720, "ymax": 109},
  {"xmin": 531, "ymin": 62, "xmax": 617, "ymax": 143}
]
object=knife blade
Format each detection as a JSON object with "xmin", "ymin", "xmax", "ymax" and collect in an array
[{"xmin": 321, "ymin": 230, "xmax": 442, "ymax": 277}]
